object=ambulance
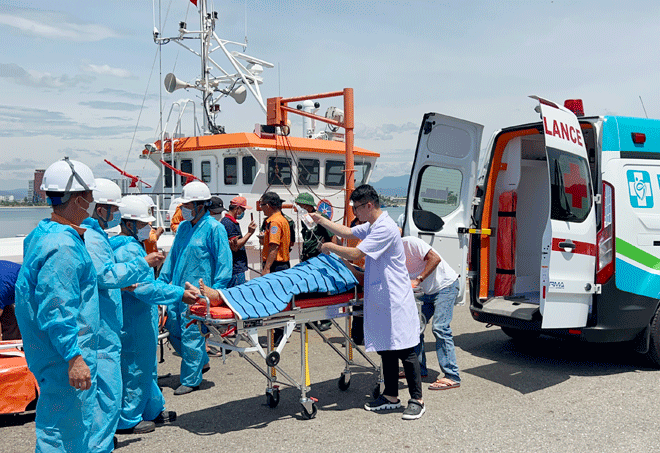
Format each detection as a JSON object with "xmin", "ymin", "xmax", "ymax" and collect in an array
[{"xmin": 402, "ymin": 96, "xmax": 660, "ymax": 364}]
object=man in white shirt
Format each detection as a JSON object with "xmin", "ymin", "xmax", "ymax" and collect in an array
[
  {"xmin": 397, "ymin": 215, "xmax": 461, "ymax": 390},
  {"xmin": 311, "ymin": 184, "xmax": 425, "ymax": 420}
]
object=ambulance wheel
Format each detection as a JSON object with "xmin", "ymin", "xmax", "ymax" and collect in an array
[
  {"xmin": 265, "ymin": 351, "xmax": 280, "ymax": 367},
  {"xmin": 501, "ymin": 326, "xmax": 540, "ymax": 341},
  {"xmin": 646, "ymin": 304, "xmax": 660, "ymax": 367},
  {"xmin": 266, "ymin": 389, "xmax": 280, "ymax": 408},
  {"xmin": 372, "ymin": 384, "xmax": 381, "ymax": 399},
  {"xmin": 301, "ymin": 403, "xmax": 318, "ymax": 420},
  {"xmin": 338, "ymin": 374, "xmax": 350, "ymax": 391}
]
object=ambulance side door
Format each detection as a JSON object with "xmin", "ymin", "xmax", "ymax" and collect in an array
[
  {"xmin": 404, "ymin": 113, "xmax": 483, "ymax": 304},
  {"xmin": 534, "ymin": 96, "xmax": 597, "ymax": 329}
]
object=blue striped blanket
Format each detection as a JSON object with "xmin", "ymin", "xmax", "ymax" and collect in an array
[{"xmin": 220, "ymin": 254, "xmax": 358, "ymax": 320}]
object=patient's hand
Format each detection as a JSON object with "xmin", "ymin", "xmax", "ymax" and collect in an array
[{"xmin": 198, "ymin": 278, "xmax": 222, "ymax": 307}]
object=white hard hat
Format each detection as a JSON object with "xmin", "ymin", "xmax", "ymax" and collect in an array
[
  {"xmin": 41, "ymin": 157, "xmax": 96, "ymax": 192},
  {"xmin": 93, "ymin": 178, "xmax": 124, "ymax": 207},
  {"xmin": 179, "ymin": 181, "xmax": 211, "ymax": 203},
  {"xmin": 119, "ymin": 195, "xmax": 155, "ymax": 222},
  {"xmin": 137, "ymin": 194, "xmax": 156, "ymax": 208}
]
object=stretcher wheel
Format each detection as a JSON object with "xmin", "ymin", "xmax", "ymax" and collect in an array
[
  {"xmin": 266, "ymin": 389, "xmax": 280, "ymax": 408},
  {"xmin": 265, "ymin": 351, "xmax": 280, "ymax": 367},
  {"xmin": 301, "ymin": 402, "xmax": 318, "ymax": 420},
  {"xmin": 372, "ymin": 384, "xmax": 381, "ymax": 400},
  {"xmin": 338, "ymin": 374, "xmax": 350, "ymax": 391}
]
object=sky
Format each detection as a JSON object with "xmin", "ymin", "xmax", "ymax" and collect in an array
[{"xmin": 1, "ymin": 0, "xmax": 659, "ymax": 190}]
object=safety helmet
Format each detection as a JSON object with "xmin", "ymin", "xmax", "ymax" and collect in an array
[
  {"xmin": 41, "ymin": 157, "xmax": 96, "ymax": 192},
  {"xmin": 294, "ymin": 193, "xmax": 315, "ymax": 206},
  {"xmin": 119, "ymin": 195, "xmax": 156, "ymax": 222},
  {"xmin": 92, "ymin": 178, "xmax": 124, "ymax": 207},
  {"xmin": 137, "ymin": 194, "xmax": 156, "ymax": 208},
  {"xmin": 179, "ymin": 181, "xmax": 211, "ymax": 203}
]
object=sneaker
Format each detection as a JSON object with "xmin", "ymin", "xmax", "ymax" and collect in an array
[
  {"xmin": 153, "ymin": 410, "xmax": 177, "ymax": 425},
  {"xmin": 116, "ymin": 420, "xmax": 156, "ymax": 434},
  {"xmin": 402, "ymin": 399, "xmax": 425, "ymax": 420},
  {"xmin": 364, "ymin": 395, "xmax": 402, "ymax": 411},
  {"xmin": 317, "ymin": 320, "xmax": 332, "ymax": 332}
]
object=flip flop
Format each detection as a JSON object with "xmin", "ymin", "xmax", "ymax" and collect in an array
[{"xmin": 428, "ymin": 379, "xmax": 460, "ymax": 390}]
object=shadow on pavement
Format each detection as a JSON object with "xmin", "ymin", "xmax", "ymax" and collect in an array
[{"xmin": 452, "ymin": 326, "xmax": 655, "ymax": 394}]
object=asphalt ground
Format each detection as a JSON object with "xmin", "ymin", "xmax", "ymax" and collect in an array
[{"xmin": 2, "ymin": 304, "xmax": 660, "ymax": 453}]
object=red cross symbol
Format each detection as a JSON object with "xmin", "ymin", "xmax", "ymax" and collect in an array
[{"xmin": 563, "ymin": 162, "xmax": 587, "ymax": 209}]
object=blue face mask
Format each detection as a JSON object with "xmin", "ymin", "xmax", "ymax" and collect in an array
[
  {"xmin": 236, "ymin": 211, "xmax": 245, "ymax": 220},
  {"xmin": 181, "ymin": 206, "xmax": 195, "ymax": 221},
  {"xmin": 105, "ymin": 210, "xmax": 121, "ymax": 229},
  {"xmin": 136, "ymin": 224, "xmax": 152, "ymax": 242}
]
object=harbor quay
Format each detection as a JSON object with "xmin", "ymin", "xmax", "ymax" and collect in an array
[{"xmin": 1, "ymin": 303, "xmax": 658, "ymax": 453}]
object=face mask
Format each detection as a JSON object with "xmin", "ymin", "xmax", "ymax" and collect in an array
[
  {"xmin": 236, "ymin": 211, "xmax": 245, "ymax": 220},
  {"xmin": 181, "ymin": 206, "xmax": 195, "ymax": 221},
  {"xmin": 136, "ymin": 224, "xmax": 152, "ymax": 242},
  {"xmin": 105, "ymin": 210, "xmax": 121, "ymax": 229}
]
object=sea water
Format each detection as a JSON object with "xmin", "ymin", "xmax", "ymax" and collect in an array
[{"xmin": 0, "ymin": 207, "xmax": 52, "ymax": 238}]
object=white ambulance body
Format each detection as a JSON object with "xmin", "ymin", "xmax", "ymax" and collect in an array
[{"xmin": 403, "ymin": 97, "xmax": 660, "ymax": 364}]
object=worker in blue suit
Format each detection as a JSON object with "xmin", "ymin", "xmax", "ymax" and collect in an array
[
  {"xmin": 14, "ymin": 157, "xmax": 100, "ymax": 452},
  {"xmin": 111, "ymin": 196, "xmax": 200, "ymax": 432},
  {"xmin": 158, "ymin": 181, "xmax": 232, "ymax": 395},
  {"xmin": 82, "ymin": 179, "xmax": 164, "ymax": 447}
]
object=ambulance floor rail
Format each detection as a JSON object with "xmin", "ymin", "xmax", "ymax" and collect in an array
[{"xmin": 186, "ymin": 292, "xmax": 382, "ymax": 420}]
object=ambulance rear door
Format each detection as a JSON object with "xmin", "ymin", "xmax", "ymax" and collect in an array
[
  {"xmin": 533, "ymin": 96, "xmax": 597, "ymax": 329},
  {"xmin": 404, "ymin": 113, "xmax": 483, "ymax": 304}
]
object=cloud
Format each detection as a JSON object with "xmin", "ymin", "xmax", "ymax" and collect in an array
[
  {"xmin": 97, "ymin": 88, "xmax": 158, "ymax": 101},
  {"xmin": 0, "ymin": 13, "xmax": 118, "ymax": 42},
  {"xmin": 355, "ymin": 121, "xmax": 418, "ymax": 141},
  {"xmin": 0, "ymin": 63, "xmax": 95, "ymax": 89},
  {"xmin": 78, "ymin": 101, "xmax": 143, "ymax": 111},
  {"xmin": 83, "ymin": 64, "xmax": 134, "ymax": 79},
  {"xmin": 0, "ymin": 104, "xmax": 150, "ymax": 139}
]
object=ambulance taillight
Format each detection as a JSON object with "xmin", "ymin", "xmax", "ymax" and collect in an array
[
  {"xmin": 596, "ymin": 181, "xmax": 615, "ymax": 284},
  {"xmin": 564, "ymin": 99, "xmax": 585, "ymax": 117}
]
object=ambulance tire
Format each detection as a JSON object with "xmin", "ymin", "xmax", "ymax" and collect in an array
[
  {"xmin": 501, "ymin": 326, "xmax": 540, "ymax": 341},
  {"xmin": 646, "ymin": 304, "xmax": 660, "ymax": 367}
]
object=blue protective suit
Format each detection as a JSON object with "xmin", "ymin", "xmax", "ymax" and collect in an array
[
  {"xmin": 14, "ymin": 219, "xmax": 100, "ymax": 453},
  {"xmin": 109, "ymin": 235, "xmax": 184, "ymax": 429},
  {"xmin": 82, "ymin": 217, "xmax": 151, "ymax": 452},
  {"xmin": 158, "ymin": 212, "xmax": 232, "ymax": 387}
]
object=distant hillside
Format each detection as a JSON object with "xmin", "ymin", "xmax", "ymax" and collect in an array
[
  {"xmin": 0, "ymin": 188, "xmax": 28, "ymax": 200},
  {"xmin": 371, "ymin": 174, "xmax": 410, "ymax": 197}
]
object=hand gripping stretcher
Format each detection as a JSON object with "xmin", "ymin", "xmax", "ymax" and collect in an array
[{"xmin": 184, "ymin": 254, "xmax": 383, "ymax": 419}]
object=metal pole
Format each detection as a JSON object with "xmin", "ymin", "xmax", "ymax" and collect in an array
[{"xmin": 344, "ymin": 88, "xmax": 355, "ymax": 227}]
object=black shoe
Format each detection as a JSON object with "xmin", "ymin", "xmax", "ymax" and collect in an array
[
  {"xmin": 173, "ymin": 384, "xmax": 199, "ymax": 395},
  {"xmin": 402, "ymin": 399, "xmax": 426, "ymax": 420},
  {"xmin": 202, "ymin": 364, "xmax": 211, "ymax": 374},
  {"xmin": 116, "ymin": 420, "xmax": 156, "ymax": 434},
  {"xmin": 317, "ymin": 320, "xmax": 332, "ymax": 332},
  {"xmin": 153, "ymin": 410, "xmax": 177, "ymax": 425},
  {"xmin": 114, "ymin": 436, "xmax": 118, "ymax": 449}
]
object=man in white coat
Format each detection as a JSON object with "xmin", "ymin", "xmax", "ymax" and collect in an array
[{"xmin": 311, "ymin": 184, "xmax": 425, "ymax": 420}]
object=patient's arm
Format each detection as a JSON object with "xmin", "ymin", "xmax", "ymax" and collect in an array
[{"xmin": 340, "ymin": 258, "xmax": 365, "ymax": 286}]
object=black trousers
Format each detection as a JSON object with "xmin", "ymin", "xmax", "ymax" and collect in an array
[{"xmin": 378, "ymin": 347, "xmax": 423, "ymax": 401}]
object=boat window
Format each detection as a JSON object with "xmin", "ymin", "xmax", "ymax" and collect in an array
[
  {"xmin": 201, "ymin": 160, "xmax": 211, "ymax": 183},
  {"xmin": 268, "ymin": 157, "xmax": 292, "ymax": 186},
  {"xmin": 180, "ymin": 159, "xmax": 193, "ymax": 186},
  {"xmin": 325, "ymin": 160, "xmax": 345, "ymax": 187},
  {"xmin": 298, "ymin": 158, "xmax": 319, "ymax": 186},
  {"xmin": 243, "ymin": 156, "xmax": 256, "ymax": 185},
  {"xmin": 224, "ymin": 157, "xmax": 237, "ymax": 185},
  {"xmin": 414, "ymin": 165, "xmax": 462, "ymax": 219},
  {"xmin": 164, "ymin": 159, "xmax": 173, "ymax": 188},
  {"xmin": 354, "ymin": 162, "xmax": 371, "ymax": 186},
  {"xmin": 547, "ymin": 147, "xmax": 592, "ymax": 223}
]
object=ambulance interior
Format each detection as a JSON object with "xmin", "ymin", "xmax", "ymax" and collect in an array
[{"xmin": 484, "ymin": 125, "xmax": 597, "ymax": 305}]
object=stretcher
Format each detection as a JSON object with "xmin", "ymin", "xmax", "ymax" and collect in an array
[{"xmin": 184, "ymin": 255, "xmax": 382, "ymax": 419}]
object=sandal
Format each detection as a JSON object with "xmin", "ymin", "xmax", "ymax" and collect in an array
[
  {"xmin": 398, "ymin": 370, "xmax": 428, "ymax": 379},
  {"xmin": 428, "ymin": 378, "xmax": 460, "ymax": 390}
]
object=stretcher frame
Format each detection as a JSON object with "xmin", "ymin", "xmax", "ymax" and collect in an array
[{"xmin": 185, "ymin": 289, "xmax": 383, "ymax": 419}]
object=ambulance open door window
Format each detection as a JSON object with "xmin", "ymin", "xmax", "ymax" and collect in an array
[
  {"xmin": 413, "ymin": 165, "xmax": 462, "ymax": 229},
  {"xmin": 547, "ymin": 147, "xmax": 592, "ymax": 223}
]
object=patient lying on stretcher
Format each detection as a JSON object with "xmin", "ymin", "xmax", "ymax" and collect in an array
[{"xmin": 182, "ymin": 254, "xmax": 360, "ymax": 321}]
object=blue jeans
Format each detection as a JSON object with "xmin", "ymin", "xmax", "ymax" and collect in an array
[
  {"xmin": 414, "ymin": 279, "xmax": 460, "ymax": 383},
  {"xmin": 228, "ymin": 272, "xmax": 246, "ymax": 288}
]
